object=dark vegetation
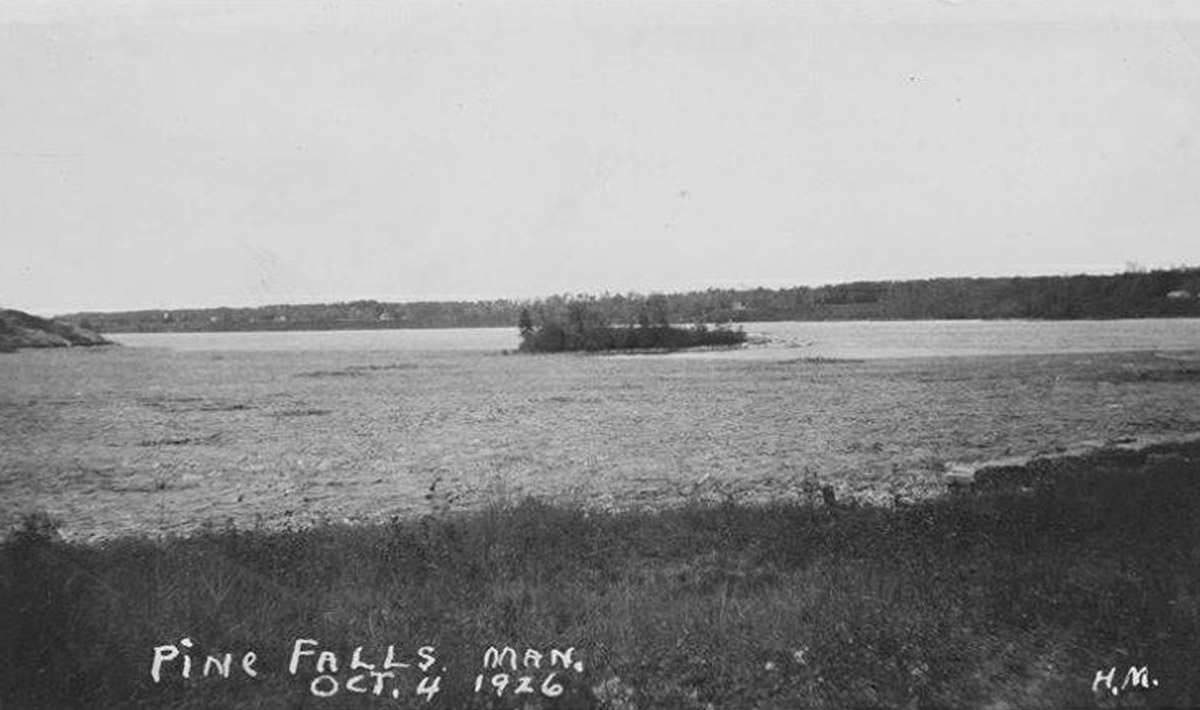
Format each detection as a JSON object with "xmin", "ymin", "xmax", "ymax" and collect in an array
[
  {"xmin": 516, "ymin": 297, "xmax": 747, "ymax": 353},
  {"xmin": 57, "ymin": 266, "xmax": 1200, "ymax": 334},
  {"xmin": 3, "ymin": 444, "xmax": 1199, "ymax": 709},
  {"xmin": 0, "ymin": 308, "xmax": 111, "ymax": 352}
]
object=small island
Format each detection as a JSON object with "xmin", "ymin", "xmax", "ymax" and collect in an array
[
  {"xmin": 0, "ymin": 308, "xmax": 112, "ymax": 353},
  {"xmin": 516, "ymin": 296, "xmax": 747, "ymax": 353}
]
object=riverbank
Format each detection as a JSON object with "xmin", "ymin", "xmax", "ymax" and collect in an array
[
  {"xmin": 0, "ymin": 308, "xmax": 111, "ymax": 352},
  {"xmin": 3, "ymin": 441, "xmax": 1198, "ymax": 709}
]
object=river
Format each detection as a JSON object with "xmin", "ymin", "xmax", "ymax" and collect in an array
[{"xmin": 108, "ymin": 318, "xmax": 1200, "ymax": 360}]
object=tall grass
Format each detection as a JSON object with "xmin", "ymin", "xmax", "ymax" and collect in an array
[{"xmin": 3, "ymin": 445, "xmax": 1199, "ymax": 709}]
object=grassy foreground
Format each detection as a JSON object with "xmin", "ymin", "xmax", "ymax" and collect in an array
[{"xmin": 3, "ymin": 446, "xmax": 1199, "ymax": 710}]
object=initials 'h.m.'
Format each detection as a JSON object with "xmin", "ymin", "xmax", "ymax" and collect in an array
[{"xmin": 1092, "ymin": 666, "xmax": 1156, "ymax": 696}]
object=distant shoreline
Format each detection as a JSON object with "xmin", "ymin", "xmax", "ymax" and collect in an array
[
  {"xmin": 91, "ymin": 313, "xmax": 1200, "ymax": 337},
  {"xmin": 54, "ymin": 267, "xmax": 1200, "ymax": 334}
]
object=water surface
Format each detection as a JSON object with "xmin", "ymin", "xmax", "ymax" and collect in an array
[{"xmin": 110, "ymin": 319, "xmax": 1200, "ymax": 359}]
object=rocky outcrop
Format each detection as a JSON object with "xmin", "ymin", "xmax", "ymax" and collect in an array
[{"xmin": 0, "ymin": 308, "xmax": 112, "ymax": 352}]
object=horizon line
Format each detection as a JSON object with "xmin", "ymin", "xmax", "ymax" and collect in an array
[{"xmin": 24, "ymin": 263, "xmax": 1199, "ymax": 318}]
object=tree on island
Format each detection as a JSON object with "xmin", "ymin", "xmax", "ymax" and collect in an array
[
  {"xmin": 645, "ymin": 293, "xmax": 670, "ymax": 327},
  {"xmin": 518, "ymin": 307, "xmax": 535, "ymax": 340}
]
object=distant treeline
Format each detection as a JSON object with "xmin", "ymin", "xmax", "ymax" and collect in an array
[{"xmin": 59, "ymin": 267, "xmax": 1200, "ymax": 334}]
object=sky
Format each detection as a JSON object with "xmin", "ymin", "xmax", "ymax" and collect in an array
[{"xmin": 1, "ymin": 0, "xmax": 1198, "ymax": 315}]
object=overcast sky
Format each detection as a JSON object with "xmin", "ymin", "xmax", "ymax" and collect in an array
[{"xmin": 2, "ymin": 0, "xmax": 1198, "ymax": 314}]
